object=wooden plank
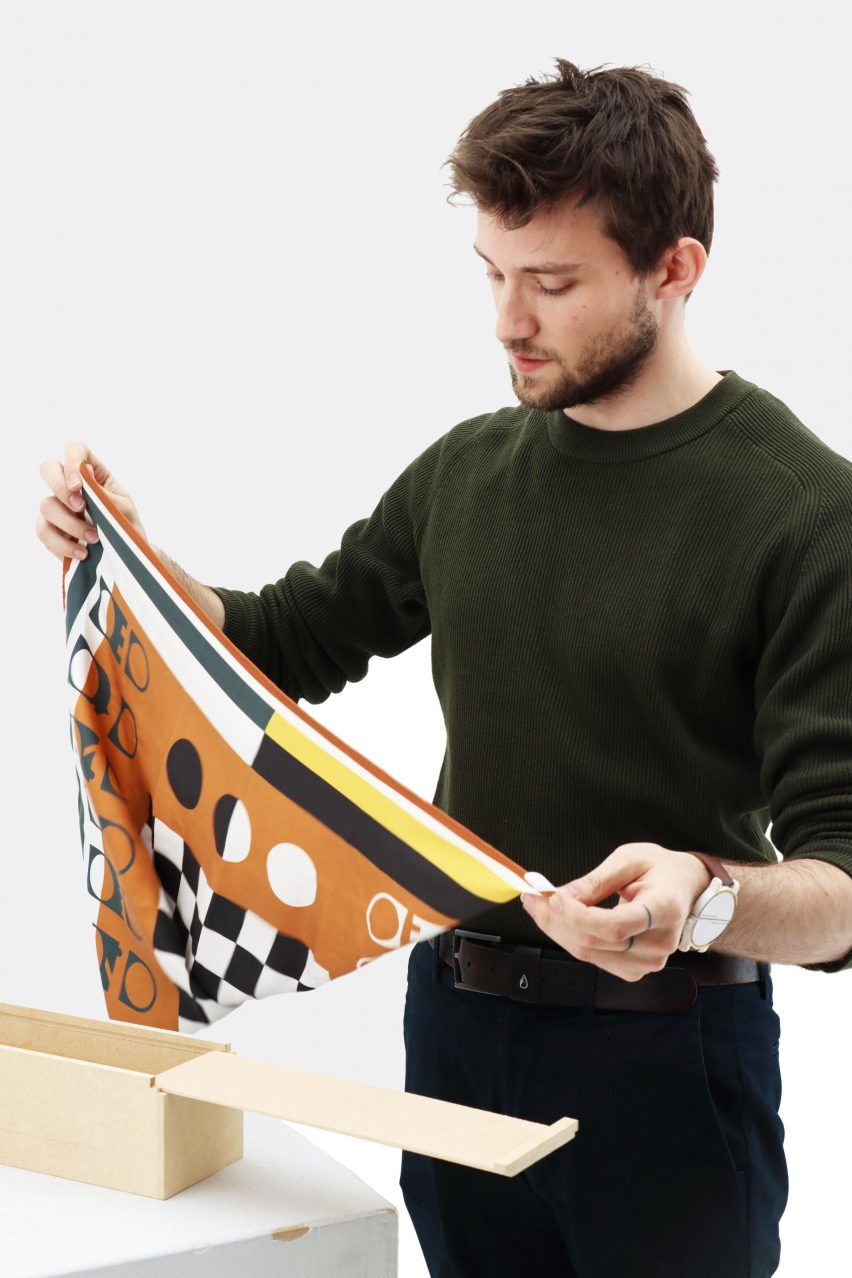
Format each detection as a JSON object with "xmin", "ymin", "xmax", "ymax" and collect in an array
[{"xmin": 155, "ymin": 1052, "xmax": 578, "ymax": 1176}]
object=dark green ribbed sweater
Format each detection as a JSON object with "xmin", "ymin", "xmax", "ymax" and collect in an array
[{"xmin": 212, "ymin": 369, "xmax": 852, "ymax": 974}]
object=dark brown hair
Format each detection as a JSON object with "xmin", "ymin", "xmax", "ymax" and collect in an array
[{"xmin": 442, "ymin": 58, "xmax": 720, "ymax": 304}]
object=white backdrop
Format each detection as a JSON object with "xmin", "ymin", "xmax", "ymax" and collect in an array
[{"xmin": 2, "ymin": 3, "xmax": 849, "ymax": 1275}]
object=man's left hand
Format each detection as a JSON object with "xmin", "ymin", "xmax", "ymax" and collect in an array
[{"xmin": 521, "ymin": 842, "xmax": 713, "ymax": 981}]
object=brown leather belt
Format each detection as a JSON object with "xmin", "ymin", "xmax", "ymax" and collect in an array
[{"xmin": 429, "ymin": 929, "xmax": 767, "ymax": 1013}]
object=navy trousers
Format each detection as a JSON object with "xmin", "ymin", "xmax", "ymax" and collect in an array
[{"xmin": 400, "ymin": 938, "xmax": 789, "ymax": 1278}]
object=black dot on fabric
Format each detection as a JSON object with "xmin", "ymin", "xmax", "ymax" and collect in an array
[
  {"xmin": 213, "ymin": 794, "xmax": 237, "ymax": 857},
  {"xmin": 166, "ymin": 738, "xmax": 203, "ymax": 809}
]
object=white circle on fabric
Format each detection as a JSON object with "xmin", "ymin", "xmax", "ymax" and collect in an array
[
  {"xmin": 221, "ymin": 798, "xmax": 251, "ymax": 863},
  {"xmin": 69, "ymin": 648, "xmax": 94, "ymax": 693},
  {"xmin": 267, "ymin": 842, "xmax": 318, "ymax": 907}
]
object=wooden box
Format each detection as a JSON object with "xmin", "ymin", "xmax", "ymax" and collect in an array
[
  {"xmin": 0, "ymin": 1000, "xmax": 243, "ymax": 1200},
  {"xmin": 0, "ymin": 1000, "xmax": 577, "ymax": 1199}
]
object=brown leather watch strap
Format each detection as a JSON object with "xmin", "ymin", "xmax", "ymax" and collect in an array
[{"xmin": 682, "ymin": 850, "xmax": 734, "ymax": 887}]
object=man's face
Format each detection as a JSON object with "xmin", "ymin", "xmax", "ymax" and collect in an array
[{"xmin": 474, "ymin": 194, "xmax": 664, "ymax": 413}]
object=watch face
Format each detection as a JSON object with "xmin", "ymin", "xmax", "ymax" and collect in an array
[{"xmin": 692, "ymin": 889, "xmax": 736, "ymax": 947}]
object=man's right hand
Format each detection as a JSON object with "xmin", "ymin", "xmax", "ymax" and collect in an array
[{"xmin": 36, "ymin": 441, "xmax": 149, "ymax": 561}]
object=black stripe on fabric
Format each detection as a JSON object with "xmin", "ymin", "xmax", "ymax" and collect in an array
[{"xmin": 252, "ymin": 732, "xmax": 489, "ymax": 919}]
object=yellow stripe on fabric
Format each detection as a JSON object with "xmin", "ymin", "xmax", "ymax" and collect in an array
[{"xmin": 264, "ymin": 712, "xmax": 516, "ymax": 904}]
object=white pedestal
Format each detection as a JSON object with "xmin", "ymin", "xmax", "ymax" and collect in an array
[{"xmin": 0, "ymin": 1112, "xmax": 397, "ymax": 1277}]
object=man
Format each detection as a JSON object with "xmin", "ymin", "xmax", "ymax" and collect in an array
[{"xmin": 38, "ymin": 58, "xmax": 852, "ymax": 1278}]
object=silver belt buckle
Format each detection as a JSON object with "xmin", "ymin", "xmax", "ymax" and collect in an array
[{"xmin": 452, "ymin": 928, "xmax": 503, "ymax": 994}]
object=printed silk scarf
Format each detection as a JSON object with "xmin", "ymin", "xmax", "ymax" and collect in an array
[{"xmin": 62, "ymin": 463, "xmax": 552, "ymax": 1033}]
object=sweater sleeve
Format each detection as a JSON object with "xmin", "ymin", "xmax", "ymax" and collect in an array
[
  {"xmin": 208, "ymin": 431, "xmax": 446, "ymax": 705},
  {"xmin": 753, "ymin": 484, "xmax": 852, "ymax": 973}
]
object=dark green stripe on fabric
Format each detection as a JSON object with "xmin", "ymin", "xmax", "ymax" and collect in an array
[{"xmin": 82, "ymin": 487, "xmax": 272, "ymax": 732}]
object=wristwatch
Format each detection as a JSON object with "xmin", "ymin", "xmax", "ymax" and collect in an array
[{"xmin": 677, "ymin": 851, "xmax": 740, "ymax": 953}]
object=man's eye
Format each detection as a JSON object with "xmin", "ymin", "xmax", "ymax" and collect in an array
[{"xmin": 484, "ymin": 271, "xmax": 572, "ymax": 297}]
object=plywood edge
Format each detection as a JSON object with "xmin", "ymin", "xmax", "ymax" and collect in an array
[
  {"xmin": 0, "ymin": 1001, "xmax": 232, "ymax": 1053},
  {"xmin": 489, "ymin": 1116, "xmax": 579, "ymax": 1176},
  {"xmin": 272, "ymin": 1204, "xmax": 397, "ymax": 1241},
  {"xmin": 271, "ymin": 1206, "xmax": 397, "ymax": 1246},
  {"xmin": 272, "ymin": 1225, "xmax": 311, "ymax": 1243}
]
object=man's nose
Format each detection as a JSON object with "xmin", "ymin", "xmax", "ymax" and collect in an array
[{"xmin": 494, "ymin": 287, "xmax": 538, "ymax": 347}]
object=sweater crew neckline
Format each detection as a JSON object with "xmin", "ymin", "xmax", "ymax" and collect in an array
[{"xmin": 543, "ymin": 369, "xmax": 756, "ymax": 462}]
